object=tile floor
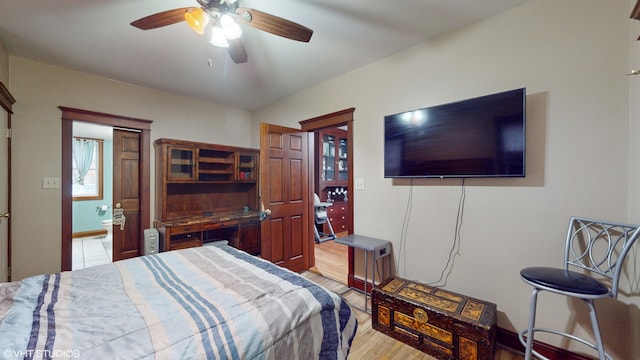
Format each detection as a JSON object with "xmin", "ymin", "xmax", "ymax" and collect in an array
[{"xmin": 72, "ymin": 235, "xmax": 113, "ymax": 270}]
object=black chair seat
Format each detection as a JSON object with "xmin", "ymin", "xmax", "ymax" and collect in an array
[{"xmin": 520, "ymin": 266, "xmax": 609, "ymax": 296}]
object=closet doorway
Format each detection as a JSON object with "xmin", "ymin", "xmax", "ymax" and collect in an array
[
  {"xmin": 60, "ymin": 107, "xmax": 152, "ymax": 272},
  {"xmin": 300, "ymin": 108, "xmax": 354, "ymax": 286}
]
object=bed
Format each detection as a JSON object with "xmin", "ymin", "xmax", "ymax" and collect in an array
[{"xmin": 0, "ymin": 243, "xmax": 357, "ymax": 359}]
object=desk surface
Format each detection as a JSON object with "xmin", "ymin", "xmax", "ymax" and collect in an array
[{"xmin": 335, "ymin": 234, "xmax": 390, "ymax": 252}]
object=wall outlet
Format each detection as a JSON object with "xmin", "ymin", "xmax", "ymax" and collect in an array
[
  {"xmin": 355, "ymin": 178, "xmax": 365, "ymax": 190},
  {"xmin": 42, "ymin": 177, "xmax": 61, "ymax": 189}
]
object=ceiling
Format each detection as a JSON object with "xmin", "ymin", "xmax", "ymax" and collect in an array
[{"xmin": 0, "ymin": 0, "xmax": 529, "ymax": 111}]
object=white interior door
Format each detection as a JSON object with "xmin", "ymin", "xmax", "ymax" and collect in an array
[{"xmin": 0, "ymin": 106, "xmax": 8, "ymax": 282}]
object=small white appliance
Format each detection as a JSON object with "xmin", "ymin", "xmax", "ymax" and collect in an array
[{"xmin": 143, "ymin": 228, "xmax": 159, "ymax": 255}]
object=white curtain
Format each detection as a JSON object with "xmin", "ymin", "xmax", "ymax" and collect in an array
[{"xmin": 73, "ymin": 138, "xmax": 96, "ymax": 185}]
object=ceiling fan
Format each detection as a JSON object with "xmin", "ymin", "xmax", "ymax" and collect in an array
[{"xmin": 131, "ymin": 0, "xmax": 313, "ymax": 64}]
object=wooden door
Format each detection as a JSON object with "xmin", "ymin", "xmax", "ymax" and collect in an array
[
  {"xmin": 0, "ymin": 83, "xmax": 14, "ymax": 282},
  {"xmin": 0, "ymin": 103, "xmax": 8, "ymax": 281},
  {"xmin": 260, "ymin": 123, "xmax": 312, "ymax": 272},
  {"xmin": 112, "ymin": 129, "xmax": 141, "ymax": 261}
]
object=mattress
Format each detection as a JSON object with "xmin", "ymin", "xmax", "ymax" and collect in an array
[{"xmin": 0, "ymin": 244, "xmax": 357, "ymax": 359}]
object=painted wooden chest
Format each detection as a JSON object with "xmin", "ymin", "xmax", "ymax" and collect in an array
[{"xmin": 372, "ymin": 277, "xmax": 497, "ymax": 360}]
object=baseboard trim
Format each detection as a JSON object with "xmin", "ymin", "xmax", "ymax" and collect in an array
[
  {"xmin": 72, "ymin": 230, "xmax": 107, "ymax": 239},
  {"xmin": 496, "ymin": 327, "xmax": 593, "ymax": 360}
]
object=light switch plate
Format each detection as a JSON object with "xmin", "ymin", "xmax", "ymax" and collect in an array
[
  {"xmin": 42, "ymin": 177, "xmax": 61, "ymax": 189},
  {"xmin": 355, "ymin": 178, "xmax": 365, "ymax": 190}
]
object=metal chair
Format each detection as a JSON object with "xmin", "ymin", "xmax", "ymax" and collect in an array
[{"xmin": 519, "ymin": 216, "xmax": 640, "ymax": 360}]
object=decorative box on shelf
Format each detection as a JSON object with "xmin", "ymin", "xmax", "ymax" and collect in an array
[{"xmin": 372, "ymin": 277, "xmax": 497, "ymax": 360}]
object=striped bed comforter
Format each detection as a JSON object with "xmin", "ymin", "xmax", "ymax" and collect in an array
[{"xmin": 0, "ymin": 244, "xmax": 357, "ymax": 359}]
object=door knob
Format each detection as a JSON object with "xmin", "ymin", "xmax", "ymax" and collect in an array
[
  {"xmin": 113, "ymin": 204, "xmax": 126, "ymax": 230},
  {"xmin": 259, "ymin": 201, "xmax": 271, "ymax": 220},
  {"xmin": 0, "ymin": 212, "xmax": 9, "ymax": 224},
  {"xmin": 259, "ymin": 208, "xmax": 271, "ymax": 221}
]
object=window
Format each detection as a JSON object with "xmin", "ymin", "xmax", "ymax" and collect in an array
[{"xmin": 72, "ymin": 137, "xmax": 103, "ymax": 200}]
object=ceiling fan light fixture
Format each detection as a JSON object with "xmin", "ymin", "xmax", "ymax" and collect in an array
[
  {"xmin": 131, "ymin": 1, "xmax": 313, "ymax": 64},
  {"xmin": 220, "ymin": 14, "xmax": 242, "ymax": 39},
  {"xmin": 185, "ymin": 8, "xmax": 209, "ymax": 35},
  {"xmin": 210, "ymin": 26, "xmax": 229, "ymax": 47}
]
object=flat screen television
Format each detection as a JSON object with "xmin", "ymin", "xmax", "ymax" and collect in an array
[{"xmin": 384, "ymin": 88, "xmax": 526, "ymax": 178}]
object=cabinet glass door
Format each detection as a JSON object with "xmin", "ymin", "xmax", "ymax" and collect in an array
[
  {"xmin": 322, "ymin": 134, "xmax": 335, "ymax": 182},
  {"xmin": 338, "ymin": 137, "xmax": 348, "ymax": 181},
  {"xmin": 168, "ymin": 147, "xmax": 195, "ymax": 181}
]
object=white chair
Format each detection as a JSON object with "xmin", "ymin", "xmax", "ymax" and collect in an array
[
  {"xmin": 313, "ymin": 193, "xmax": 336, "ymax": 243},
  {"xmin": 519, "ymin": 216, "xmax": 640, "ymax": 360}
]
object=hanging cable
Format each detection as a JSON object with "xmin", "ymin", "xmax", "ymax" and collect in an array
[
  {"xmin": 396, "ymin": 179, "xmax": 413, "ymax": 276},
  {"xmin": 428, "ymin": 178, "xmax": 466, "ymax": 287}
]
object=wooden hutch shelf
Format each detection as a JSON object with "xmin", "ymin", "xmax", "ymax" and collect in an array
[
  {"xmin": 154, "ymin": 138, "xmax": 261, "ymax": 255},
  {"xmin": 315, "ymin": 128, "xmax": 349, "ymax": 234}
]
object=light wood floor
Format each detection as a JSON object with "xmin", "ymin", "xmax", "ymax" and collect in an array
[
  {"xmin": 311, "ymin": 236, "xmax": 349, "ymax": 284},
  {"xmin": 304, "ymin": 246, "xmax": 524, "ymax": 360}
]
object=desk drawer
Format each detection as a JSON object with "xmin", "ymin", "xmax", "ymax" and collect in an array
[
  {"xmin": 203, "ymin": 220, "xmax": 238, "ymax": 230},
  {"xmin": 171, "ymin": 224, "xmax": 202, "ymax": 235}
]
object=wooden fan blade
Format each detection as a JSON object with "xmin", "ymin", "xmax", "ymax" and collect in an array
[
  {"xmin": 235, "ymin": 7, "xmax": 313, "ymax": 42},
  {"xmin": 631, "ymin": 0, "xmax": 640, "ymax": 20},
  {"xmin": 131, "ymin": 7, "xmax": 197, "ymax": 30},
  {"xmin": 227, "ymin": 38, "xmax": 248, "ymax": 64}
]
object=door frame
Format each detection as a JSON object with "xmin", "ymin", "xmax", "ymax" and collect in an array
[
  {"xmin": 299, "ymin": 108, "xmax": 355, "ymax": 283},
  {"xmin": 0, "ymin": 83, "xmax": 16, "ymax": 281},
  {"xmin": 60, "ymin": 107, "xmax": 152, "ymax": 271}
]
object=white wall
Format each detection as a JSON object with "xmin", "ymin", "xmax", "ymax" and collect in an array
[
  {"xmin": 8, "ymin": 57, "xmax": 252, "ymax": 280},
  {"xmin": 627, "ymin": 1, "xmax": 640, "ymax": 359},
  {"xmin": 252, "ymin": 0, "xmax": 639, "ymax": 358},
  {"xmin": 629, "ymin": 3, "xmax": 640, "ymax": 222},
  {"xmin": 0, "ymin": 38, "xmax": 8, "ymax": 85}
]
